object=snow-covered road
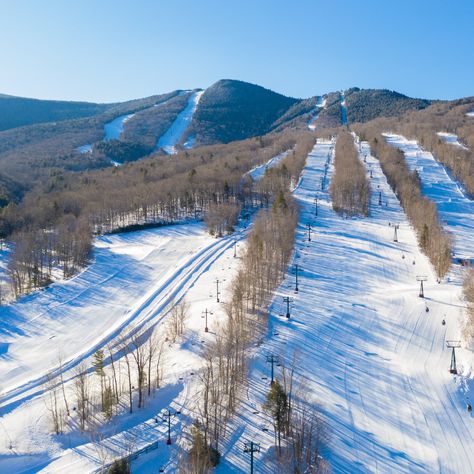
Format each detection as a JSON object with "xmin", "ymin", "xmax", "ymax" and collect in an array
[{"xmin": 216, "ymin": 139, "xmax": 474, "ymax": 473}]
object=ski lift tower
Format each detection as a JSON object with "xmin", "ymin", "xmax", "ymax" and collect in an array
[
  {"xmin": 283, "ymin": 296, "xmax": 293, "ymax": 319},
  {"xmin": 293, "ymin": 264, "xmax": 300, "ymax": 293},
  {"xmin": 266, "ymin": 354, "xmax": 281, "ymax": 385},
  {"xmin": 416, "ymin": 275, "xmax": 427, "ymax": 298},
  {"xmin": 446, "ymin": 340, "xmax": 461, "ymax": 374},
  {"xmin": 243, "ymin": 441, "xmax": 260, "ymax": 474},
  {"xmin": 393, "ymin": 224, "xmax": 400, "ymax": 242}
]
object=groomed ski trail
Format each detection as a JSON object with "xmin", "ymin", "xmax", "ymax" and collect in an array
[{"xmin": 215, "ymin": 139, "xmax": 474, "ymax": 473}]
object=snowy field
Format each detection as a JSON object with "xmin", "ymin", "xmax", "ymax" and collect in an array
[
  {"xmin": 156, "ymin": 90, "xmax": 204, "ymax": 154},
  {"xmin": 213, "ymin": 139, "xmax": 474, "ymax": 473},
  {"xmin": 2, "ymin": 138, "xmax": 474, "ymax": 472},
  {"xmin": 0, "ymin": 148, "xmax": 289, "ymax": 473},
  {"xmin": 436, "ymin": 132, "xmax": 468, "ymax": 150}
]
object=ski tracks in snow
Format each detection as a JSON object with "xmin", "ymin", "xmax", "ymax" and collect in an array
[{"xmin": 217, "ymin": 138, "xmax": 474, "ymax": 473}]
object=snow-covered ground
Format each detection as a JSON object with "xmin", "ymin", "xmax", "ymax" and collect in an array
[
  {"xmin": 75, "ymin": 144, "xmax": 92, "ymax": 154},
  {"xmin": 0, "ymin": 243, "xmax": 10, "ymax": 304},
  {"xmin": 436, "ymin": 132, "xmax": 468, "ymax": 150},
  {"xmin": 0, "ymin": 225, "xmax": 213, "ymax": 400},
  {"xmin": 307, "ymin": 96, "xmax": 327, "ymax": 130},
  {"xmin": 104, "ymin": 114, "xmax": 136, "ymax": 141},
  {"xmin": 0, "ymin": 219, "xmax": 249, "ymax": 472},
  {"xmin": 3, "ymin": 136, "xmax": 474, "ymax": 472},
  {"xmin": 214, "ymin": 139, "xmax": 474, "ymax": 473},
  {"xmin": 466, "ymin": 111, "xmax": 474, "ymax": 117},
  {"xmin": 245, "ymin": 150, "xmax": 290, "ymax": 181},
  {"xmin": 156, "ymin": 90, "xmax": 204, "ymax": 154},
  {"xmin": 384, "ymin": 134, "xmax": 474, "ymax": 261}
]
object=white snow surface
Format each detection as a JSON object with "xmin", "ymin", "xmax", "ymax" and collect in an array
[
  {"xmin": 0, "ymin": 225, "xmax": 214, "ymax": 399},
  {"xmin": 3, "ymin": 137, "xmax": 474, "ymax": 473},
  {"xmin": 437, "ymin": 132, "xmax": 468, "ymax": 150},
  {"xmin": 75, "ymin": 144, "xmax": 92, "ymax": 154},
  {"xmin": 0, "ymin": 221, "xmax": 248, "ymax": 472},
  {"xmin": 307, "ymin": 96, "xmax": 327, "ymax": 130},
  {"xmin": 103, "ymin": 114, "xmax": 135, "ymax": 141},
  {"xmin": 466, "ymin": 111, "xmax": 474, "ymax": 117},
  {"xmin": 245, "ymin": 150, "xmax": 290, "ymax": 182},
  {"xmin": 384, "ymin": 133, "xmax": 474, "ymax": 260},
  {"xmin": 213, "ymin": 139, "xmax": 474, "ymax": 473},
  {"xmin": 156, "ymin": 90, "xmax": 204, "ymax": 154}
]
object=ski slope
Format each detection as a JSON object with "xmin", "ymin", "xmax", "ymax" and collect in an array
[
  {"xmin": 75, "ymin": 144, "xmax": 92, "ymax": 154},
  {"xmin": 215, "ymin": 139, "xmax": 474, "ymax": 473},
  {"xmin": 341, "ymin": 91, "xmax": 347, "ymax": 125},
  {"xmin": 437, "ymin": 132, "xmax": 468, "ymax": 150},
  {"xmin": 0, "ymin": 217, "xmax": 250, "ymax": 472},
  {"xmin": 156, "ymin": 90, "xmax": 204, "ymax": 154},
  {"xmin": 0, "ymin": 223, "xmax": 241, "ymax": 407},
  {"xmin": 384, "ymin": 134, "xmax": 474, "ymax": 261},
  {"xmin": 245, "ymin": 150, "xmax": 290, "ymax": 181},
  {"xmin": 32, "ymin": 234, "xmax": 243, "ymax": 474},
  {"xmin": 307, "ymin": 96, "xmax": 326, "ymax": 130},
  {"xmin": 104, "ymin": 113, "xmax": 135, "ymax": 141}
]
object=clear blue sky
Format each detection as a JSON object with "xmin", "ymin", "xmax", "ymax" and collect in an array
[{"xmin": 1, "ymin": 0, "xmax": 472, "ymax": 102}]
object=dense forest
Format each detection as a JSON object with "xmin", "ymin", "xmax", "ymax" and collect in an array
[
  {"xmin": 183, "ymin": 79, "xmax": 301, "ymax": 145},
  {"xmin": 0, "ymin": 91, "xmax": 183, "ymax": 204},
  {"xmin": 0, "ymin": 130, "xmax": 315, "ymax": 298},
  {"xmin": 330, "ymin": 130, "xmax": 370, "ymax": 216},
  {"xmin": 345, "ymin": 88, "xmax": 431, "ymax": 124},
  {"xmin": 0, "ymin": 94, "xmax": 108, "ymax": 131}
]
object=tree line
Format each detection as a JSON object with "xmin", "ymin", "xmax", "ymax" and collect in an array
[
  {"xmin": 1, "ymin": 131, "xmax": 313, "ymax": 299},
  {"xmin": 330, "ymin": 130, "xmax": 369, "ymax": 217},
  {"xmin": 355, "ymin": 124, "xmax": 452, "ymax": 278},
  {"xmin": 463, "ymin": 270, "xmax": 474, "ymax": 348},
  {"xmin": 180, "ymin": 139, "xmax": 329, "ymax": 472},
  {"xmin": 36, "ymin": 135, "xmax": 328, "ymax": 472},
  {"xmin": 353, "ymin": 98, "xmax": 474, "ymax": 197}
]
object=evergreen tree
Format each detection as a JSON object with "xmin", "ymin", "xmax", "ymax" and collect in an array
[
  {"xmin": 264, "ymin": 380, "xmax": 289, "ymax": 455},
  {"xmin": 93, "ymin": 349, "xmax": 106, "ymax": 411},
  {"xmin": 273, "ymin": 190, "xmax": 288, "ymax": 212}
]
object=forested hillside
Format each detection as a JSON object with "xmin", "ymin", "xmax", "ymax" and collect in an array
[
  {"xmin": 345, "ymin": 87, "xmax": 431, "ymax": 123},
  {"xmin": 0, "ymin": 81, "xmax": 436, "ymax": 211},
  {"xmin": 0, "ymin": 94, "xmax": 109, "ymax": 131},
  {"xmin": 0, "ymin": 91, "xmax": 183, "ymax": 204},
  {"xmin": 184, "ymin": 79, "xmax": 300, "ymax": 144}
]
